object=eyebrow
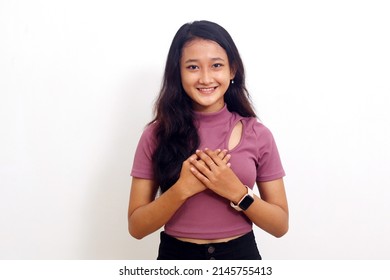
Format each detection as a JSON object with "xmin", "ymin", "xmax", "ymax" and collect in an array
[{"xmin": 183, "ymin": 57, "xmax": 225, "ymax": 64}]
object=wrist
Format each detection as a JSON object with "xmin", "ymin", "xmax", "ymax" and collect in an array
[
  {"xmin": 170, "ymin": 181, "xmax": 191, "ymax": 202},
  {"xmin": 230, "ymin": 185, "xmax": 255, "ymax": 211},
  {"xmin": 231, "ymin": 185, "xmax": 248, "ymax": 204}
]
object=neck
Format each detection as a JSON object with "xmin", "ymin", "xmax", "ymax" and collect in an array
[{"xmin": 193, "ymin": 104, "xmax": 231, "ymax": 128}]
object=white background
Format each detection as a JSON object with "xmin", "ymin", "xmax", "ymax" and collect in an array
[{"xmin": 1, "ymin": 0, "xmax": 389, "ymax": 259}]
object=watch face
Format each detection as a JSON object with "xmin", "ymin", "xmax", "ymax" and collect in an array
[{"xmin": 239, "ymin": 195, "xmax": 254, "ymax": 210}]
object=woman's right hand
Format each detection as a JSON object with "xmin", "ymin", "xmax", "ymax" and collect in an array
[{"xmin": 128, "ymin": 148, "xmax": 231, "ymax": 239}]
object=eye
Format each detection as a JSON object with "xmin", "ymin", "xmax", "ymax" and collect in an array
[
  {"xmin": 186, "ymin": 65, "xmax": 199, "ymax": 70},
  {"xmin": 212, "ymin": 63, "xmax": 223, "ymax": 68}
]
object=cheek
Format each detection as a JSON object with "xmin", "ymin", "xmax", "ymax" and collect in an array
[
  {"xmin": 180, "ymin": 76, "xmax": 190, "ymax": 89},
  {"xmin": 181, "ymin": 73, "xmax": 196, "ymax": 88},
  {"xmin": 216, "ymin": 71, "xmax": 232, "ymax": 84},
  {"xmin": 180, "ymin": 77, "xmax": 194, "ymax": 96}
]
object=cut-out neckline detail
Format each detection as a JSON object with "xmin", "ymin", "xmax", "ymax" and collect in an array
[{"xmin": 228, "ymin": 120, "xmax": 243, "ymax": 150}]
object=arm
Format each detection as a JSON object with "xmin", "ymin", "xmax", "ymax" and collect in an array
[
  {"xmin": 245, "ymin": 179, "xmax": 289, "ymax": 237},
  {"xmin": 128, "ymin": 150, "xmax": 231, "ymax": 239},
  {"xmin": 128, "ymin": 155, "xmax": 205, "ymax": 239},
  {"xmin": 128, "ymin": 177, "xmax": 187, "ymax": 239},
  {"xmin": 189, "ymin": 149, "xmax": 289, "ymax": 237}
]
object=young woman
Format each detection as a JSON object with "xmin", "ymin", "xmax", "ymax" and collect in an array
[{"xmin": 128, "ymin": 20, "xmax": 288, "ymax": 260}]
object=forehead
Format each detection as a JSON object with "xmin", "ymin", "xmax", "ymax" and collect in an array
[{"xmin": 181, "ymin": 38, "xmax": 228, "ymax": 60}]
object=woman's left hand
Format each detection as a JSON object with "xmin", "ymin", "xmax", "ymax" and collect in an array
[{"xmin": 189, "ymin": 149, "xmax": 247, "ymax": 203}]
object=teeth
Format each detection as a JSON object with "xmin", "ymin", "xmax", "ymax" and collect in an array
[{"xmin": 198, "ymin": 87, "xmax": 215, "ymax": 93}]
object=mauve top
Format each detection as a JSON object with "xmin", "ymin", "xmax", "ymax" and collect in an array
[{"xmin": 131, "ymin": 105, "xmax": 285, "ymax": 239}]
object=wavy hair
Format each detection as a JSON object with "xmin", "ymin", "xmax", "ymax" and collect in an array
[{"xmin": 151, "ymin": 20, "xmax": 257, "ymax": 193}]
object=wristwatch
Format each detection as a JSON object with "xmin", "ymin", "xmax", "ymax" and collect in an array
[{"xmin": 230, "ymin": 186, "xmax": 254, "ymax": 211}]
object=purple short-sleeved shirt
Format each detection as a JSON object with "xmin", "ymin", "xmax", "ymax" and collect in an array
[{"xmin": 131, "ymin": 105, "xmax": 285, "ymax": 239}]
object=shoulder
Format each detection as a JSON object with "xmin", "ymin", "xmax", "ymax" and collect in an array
[
  {"xmin": 240, "ymin": 117, "xmax": 274, "ymax": 140},
  {"xmin": 139, "ymin": 121, "xmax": 157, "ymax": 139},
  {"xmin": 136, "ymin": 122, "xmax": 158, "ymax": 150}
]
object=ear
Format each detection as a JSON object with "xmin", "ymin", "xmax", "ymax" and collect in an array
[{"xmin": 230, "ymin": 69, "xmax": 236, "ymax": 80}]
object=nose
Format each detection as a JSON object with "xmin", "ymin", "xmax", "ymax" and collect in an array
[{"xmin": 199, "ymin": 69, "xmax": 213, "ymax": 85}]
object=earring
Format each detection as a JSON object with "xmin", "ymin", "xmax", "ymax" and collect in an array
[{"xmin": 231, "ymin": 79, "xmax": 234, "ymax": 84}]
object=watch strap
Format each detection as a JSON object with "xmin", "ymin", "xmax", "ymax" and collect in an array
[{"xmin": 230, "ymin": 186, "xmax": 254, "ymax": 211}]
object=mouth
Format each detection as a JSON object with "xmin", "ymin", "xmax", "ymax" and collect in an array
[{"xmin": 197, "ymin": 87, "xmax": 217, "ymax": 94}]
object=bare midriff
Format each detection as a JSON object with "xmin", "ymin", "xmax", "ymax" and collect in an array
[{"xmin": 175, "ymin": 233, "xmax": 244, "ymax": 244}]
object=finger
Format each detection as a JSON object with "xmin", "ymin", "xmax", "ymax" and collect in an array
[
  {"xmin": 190, "ymin": 166, "xmax": 210, "ymax": 186},
  {"xmin": 221, "ymin": 152, "xmax": 231, "ymax": 164},
  {"xmin": 197, "ymin": 149, "xmax": 230, "ymax": 169},
  {"xmin": 215, "ymin": 149, "xmax": 231, "ymax": 165},
  {"xmin": 204, "ymin": 149, "xmax": 227, "ymax": 167},
  {"xmin": 216, "ymin": 149, "xmax": 227, "ymax": 159},
  {"xmin": 188, "ymin": 154, "xmax": 198, "ymax": 161},
  {"xmin": 192, "ymin": 150, "xmax": 208, "ymax": 168},
  {"xmin": 192, "ymin": 151, "xmax": 216, "ymax": 173},
  {"xmin": 196, "ymin": 149, "xmax": 215, "ymax": 167}
]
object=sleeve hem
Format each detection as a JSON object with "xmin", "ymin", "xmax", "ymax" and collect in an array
[
  {"xmin": 130, "ymin": 171, "xmax": 154, "ymax": 180},
  {"xmin": 256, "ymin": 171, "xmax": 285, "ymax": 182}
]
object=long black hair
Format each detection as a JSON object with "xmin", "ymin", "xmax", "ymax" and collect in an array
[{"xmin": 151, "ymin": 20, "xmax": 257, "ymax": 193}]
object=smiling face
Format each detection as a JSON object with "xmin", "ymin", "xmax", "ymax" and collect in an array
[{"xmin": 180, "ymin": 38, "xmax": 235, "ymax": 113}]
